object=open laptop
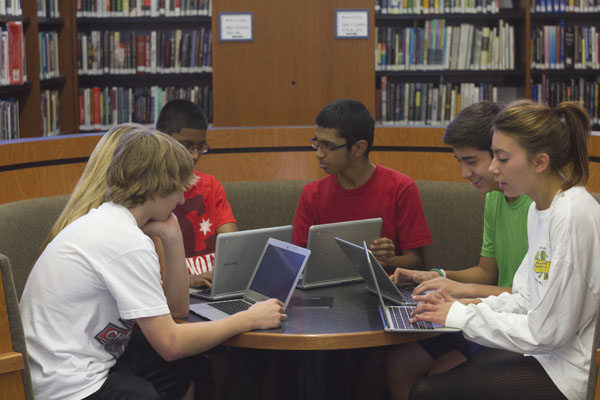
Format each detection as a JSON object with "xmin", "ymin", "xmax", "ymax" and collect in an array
[
  {"xmin": 189, "ymin": 225, "xmax": 293, "ymax": 301},
  {"xmin": 190, "ymin": 237, "xmax": 310, "ymax": 321},
  {"xmin": 360, "ymin": 240, "xmax": 460, "ymax": 333},
  {"xmin": 335, "ymin": 236, "xmax": 417, "ymax": 306},
  {"xmin": 297, "ymin": 218, "xmax": 382, "ymax": 289}
]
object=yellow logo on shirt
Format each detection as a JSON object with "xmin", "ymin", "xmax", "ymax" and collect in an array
[{"xmin": 533, "ymin": 250, "xmax": 550, "ymax": 281}]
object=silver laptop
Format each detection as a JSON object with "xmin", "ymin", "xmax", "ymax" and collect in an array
[
  {"xmin": 190, "ymin": 238, "xmax": 310, "ymax": 321},
  {"xmin": 189, "ymin": 225, "xmax": 293, "ymax": 301},
  {"xmin": 335, "ymin": 236, "xmax": 417, "ymax": 306},
  {"xmin": 297, "ymin": 218, "xmax": 383, "ymax": 289},
  {"xmin": 360, "ymin": 240, "xmax": 459, "ymax": 333}
]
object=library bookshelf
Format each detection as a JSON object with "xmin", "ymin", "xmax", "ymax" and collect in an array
[
  {"xmin": 0, "ymin": 0, "xmax": 598, "ymax": 138},
  {"xmin": 0, "ymin": 2, "xmax": 78, "ymax": 139},
  {"xmin": 76, "ymin": 13, "xmax": 213, "ymax": 131},
  {"xmin": 374, "ymin": 8, "xmax": 527, "ymax": 126},
  {"xmin": 529, "ymin": 11, "xmax": 600, "ymax": 128}
]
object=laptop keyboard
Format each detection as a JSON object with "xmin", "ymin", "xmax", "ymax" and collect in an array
[
  {"xmin": 388, "ymin": 306, "xmax": 435, "ymax": 330},
  {"xmin": 210, "ymin": 300, "xmax": 252, "ymax": 315},
  {"xmin": 397, "ymin": 285, "xmax": 415, "ymax": 299},
  {"xmin": 189, "ymin": 288, "xmax": 212, "ymax": 299}
]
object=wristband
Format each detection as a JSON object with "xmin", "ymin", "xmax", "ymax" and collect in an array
[{"xmin": 430, "ymin": 268, "xmax": 446, "ymax": 278}]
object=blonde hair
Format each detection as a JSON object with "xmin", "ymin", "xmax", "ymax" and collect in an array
[
  {"xmin": 42, "ymin": 123, "xmax": 145, "ymax": 250},
  {"xmin": 494, "ymin": 100, "xmax": 591, "ymax": 191},
  {"xmin": 106, "ymin": 128, "xmax": 196, "ymax": 209}
]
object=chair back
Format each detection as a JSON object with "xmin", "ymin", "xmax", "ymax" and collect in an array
[
  {"xmin": 0, "ymin": 254, "xmax": 34, "ymax": 399},
  {"xmin": 0, "ymin": 194, "xmax": 69, "ymax": 300}
]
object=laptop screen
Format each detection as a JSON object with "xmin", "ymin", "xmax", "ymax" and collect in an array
[{"xmin": 248, "ymin": 243, "xmax": 308, "ymax": 302}]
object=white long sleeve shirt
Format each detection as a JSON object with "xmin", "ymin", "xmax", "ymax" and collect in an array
[{"xmin": 446, "ymin": 186, "xmax": 600, "ymax": 400}]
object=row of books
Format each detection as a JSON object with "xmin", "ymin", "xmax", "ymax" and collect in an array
[
  {"xmin": 76, "ymin": 0, "xmax": 211, "ymax": 17},
  {"xmin": 376, "ymin": 20, "xmax": 515, "ymax": 71},
  {"xmin": 38, "ymin": 0, "xmax": 59, "ymax": 18},
  {"xmin": 78, "ymin": 85, "xmax": 212, "ymax": 131},
  {"xmin": 77, "ymin": 28, "xmax": 212, "ymax": 75},
  {"xmin": 0, "ymin": 21, "xmax": 24, "ymax": 86},
  {"xmin": 375, "ymin": 76, "xmax": 518, "ymax": 125},
  {"xmin": 531, "ymin": 23, "xmax": 600, "ymax": 70},
  {"xmin": 531, "ymin": 0, "xmax": 600, "ymax": 12},
  {"xmin": 39, "ymin": 31, "xmax": 59, "ymax": 80},
  {"xmin": 0, "ymin": 0, "xmax": 20, "ymax": 16},
  {"xmin": 531, "ymin": 75, "xmax": 600, "ymax": 124},
  {"xmin": 41, "ymin": 89, "xmax": 60, "ymax": 136},
  {"xmin": 375, "ymin": 0, "xmax": 502, "ymax": 14},
  {"xmin": 0, "ymin": 97, "xmax": 18, "ymax": 140}
]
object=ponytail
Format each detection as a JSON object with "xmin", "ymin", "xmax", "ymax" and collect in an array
[
  {"xmin": 554, "ymin": 101, "xmax": 590, "ymax": 190},
  {"xmin": 494, "ymin": 100, "xmax": 591, "ymax": 191}
]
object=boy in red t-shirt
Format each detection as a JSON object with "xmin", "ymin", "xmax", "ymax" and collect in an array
[
  {"xmin": 292, "ymin": 98, "xmax": 433, "ymax": 272},
  {"xmin": 156, "ymin": 99, "xmax": 238, "ymax": 288}
]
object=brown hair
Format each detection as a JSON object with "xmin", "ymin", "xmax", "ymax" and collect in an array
[
  {"xmin": 493, "ymin": 100, "xmax": 590, "ymax": 191},
  {"xmin": 106, "ymin": 127, "xmax": 196, "ymax": 209}
]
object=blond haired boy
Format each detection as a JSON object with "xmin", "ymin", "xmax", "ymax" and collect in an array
[{"xmin": 20, "ymin": 127, "xmax": 285, "ymax": 400}]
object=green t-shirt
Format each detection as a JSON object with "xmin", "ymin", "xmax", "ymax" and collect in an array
[{"xmin": 480, "ymin": 191, "xmax": 533, "ymax": 287}]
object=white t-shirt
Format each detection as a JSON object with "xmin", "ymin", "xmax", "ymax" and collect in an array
[
  {"xmin": 446, "ymin": 186, "xmax": 600, "ymax": 400},
  {"xmin": 19, "ymin": 202, "xmax": 170, "ymax": 400}
]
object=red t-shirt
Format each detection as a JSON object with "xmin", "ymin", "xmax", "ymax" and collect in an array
[
  {"xmin": 173, "ymin": 171, "xmax": 236, "ymax": 275},
  {"xmin": 292, "ymin": 165, "xmax": 433, "ymax": 253}
]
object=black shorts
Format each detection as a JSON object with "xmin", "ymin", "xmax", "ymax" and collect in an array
[
  {"xmin": 419, "ymin": 331, "xmax": 488, "ymax": 360},
  {"xmin": 85, "ymin": 328, "xmax": 212, "ymax": 400}
]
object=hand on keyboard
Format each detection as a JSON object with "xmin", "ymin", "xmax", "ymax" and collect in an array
[
  {"xmin": 391, "ymin": 268, "xmax": 440, "ymax": 286},
  {"xmin": 409, "ymin": 287, "xmax": 454, "ymax": 326},
  {"xmin": 246, "ymin": 299, "xmax": 287, "ymax": 330},
  {"xmin": 190, "ymin": 271, "xmax": 213, "ymax": 288}
]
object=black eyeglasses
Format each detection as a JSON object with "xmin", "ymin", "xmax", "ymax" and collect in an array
[
  {"xmin": 182, "ymin": 142, "xmax": 210, "ymax": 154},
  {"xmin": 309, "ymin": 137, "xmax": 346, "ymax": 152}
]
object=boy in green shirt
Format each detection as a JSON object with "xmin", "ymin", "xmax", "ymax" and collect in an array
[{"xmin": 386, "ymin": 101, "xmax": 532, "ymax": 400}]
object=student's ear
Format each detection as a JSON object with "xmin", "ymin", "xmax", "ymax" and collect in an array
[
  {"xmin": 352, "ymin": 140, "xmax": 369, "ymax": 158},
  {"xmin": 533, "ymin": 152, "xmax": 550, "ymax": 174}
]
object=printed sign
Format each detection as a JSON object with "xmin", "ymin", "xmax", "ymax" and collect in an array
[
  {"xmin": 219, "ymin": 12, "xmax": 253, "ymax": 42},
  {"xmin": 335, "ymin": 9, "xmax": 369, "ymax": 39}
]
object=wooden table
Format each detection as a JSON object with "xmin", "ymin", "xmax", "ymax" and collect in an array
[{"xmin": 185, "ymin": 282, "xmax": 439, "ymax": 400}]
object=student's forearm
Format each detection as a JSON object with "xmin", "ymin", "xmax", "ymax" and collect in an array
[
  {"xmin": 216, "ymin": 222, "xmax": 237, "ymax": 234},
  {"xmin": 445, "ymin": 266, "xmax": 497, "ymax": 285},
  {"xmin": 138, "ymin": 313, "xmax": 252, "ymax": 361},
  {"xmin": 459, "ymin": 284, "xmax": 511, "ymax": 298},
  {"xmin": 160, "ymin": 234, "xmax": 190, "ymax": 318},
  {"xmin": 172, "ymin": 313, "xmax": 252, "ymax": 358},
  {"xmin": 458, "ymin": 298, "xmax": 483, "ymax": 306},
  {"xmin": 385, "ymin": 249, "xmax": 423, "ymax": 272}
]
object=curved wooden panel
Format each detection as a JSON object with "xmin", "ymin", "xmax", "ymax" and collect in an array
[
  {"xmin": 197, "ymin": 152, "xmax": 325, "ymax": 182},
  {"xmin": 223, "ymin": 330, "xmax": 437, "ymax": 350},
  {"xmin": 0, "ymin": 165, "xmax": 89, "ymax": 204},
  {"xmin": 207, "ymin": 126, "xmax": 315, "ymax": 148},
  {"xmin": 1, "ymin": 128, "xmax": 599, "ymax": 204},
  {"xmin": 0, "ymin": 134, "xmax": 100, "ymax": 167},
  {"xmin": 0, "ymin": 134, "xmax": 101, "ymax": 204}
]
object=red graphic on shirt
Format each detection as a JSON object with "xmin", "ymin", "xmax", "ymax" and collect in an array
[
  {"xmin": 94, "ymin": 319, "xmax": 136, "ymax": 359},
  {"xmin": 173, "ymin": 194, "xmax": 217, "ymax": 257}
]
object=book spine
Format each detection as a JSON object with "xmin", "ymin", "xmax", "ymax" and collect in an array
[{"xmin": 6, "ymin": 21, "xmax": 23, "ymax": 85}]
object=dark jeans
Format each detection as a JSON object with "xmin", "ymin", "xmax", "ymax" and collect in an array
[{"xmin": 85, "ymin": 328, "xmax": 212, "ymax": 400}]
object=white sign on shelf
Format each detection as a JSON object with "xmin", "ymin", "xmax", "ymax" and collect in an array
[
  {"xmin": 219, "ymin": 12, "xmax": 253, "ymax": 42},
  {"xmin": 334, "ymin": 9, "xmax": 369, "ymax": 39}
]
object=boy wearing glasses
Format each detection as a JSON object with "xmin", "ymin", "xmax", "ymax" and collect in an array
[
  {"xmin": 156, "ymin": 99, "xmax": 238, "ymax": 288},
  {"xmin": 292, "ymin": 98, "xmax": 432, "ymax": 271}
]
